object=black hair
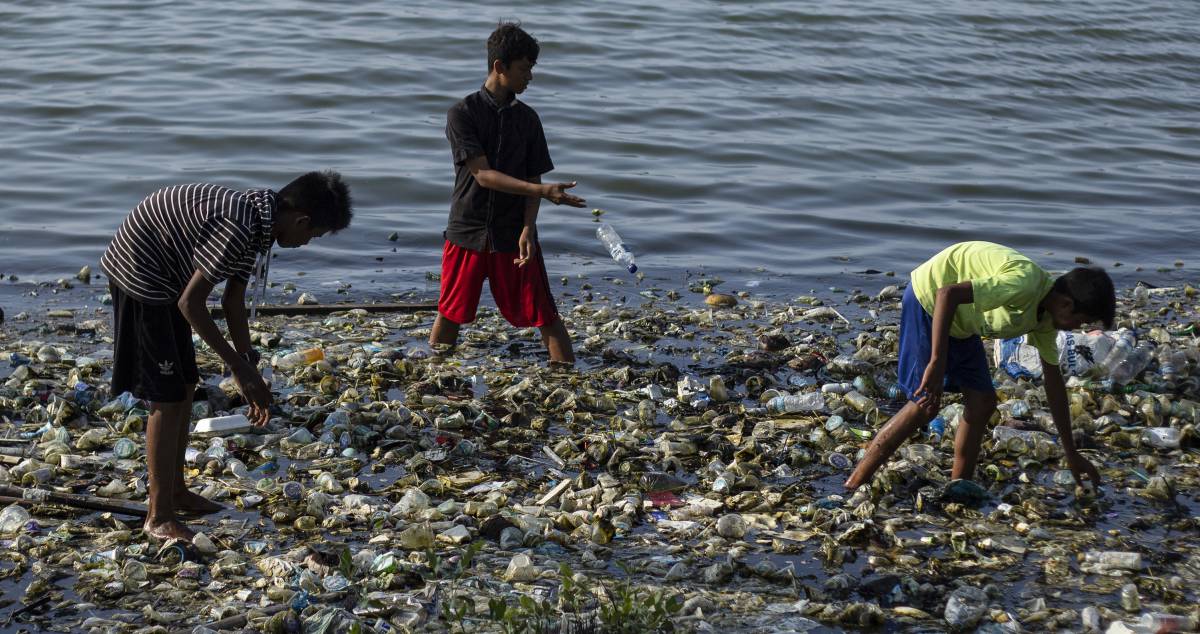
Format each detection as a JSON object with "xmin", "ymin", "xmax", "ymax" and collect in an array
[
  {"xmin": 277, "ymin": 170, "xmax": 353, "ymax": 233},
  {"xmin": 1052, "ymin": 266, "xmax": 1115, "ymax": 329},
  {"xmin": 487, "ymin": 21, "xmax": 539, "ymax": 73}
]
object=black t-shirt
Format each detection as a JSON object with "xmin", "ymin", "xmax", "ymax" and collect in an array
[{"xmin": 444, "ymin": 87, "xmax": 554, "ymax": 253}]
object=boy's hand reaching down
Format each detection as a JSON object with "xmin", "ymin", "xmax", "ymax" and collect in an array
[
  {"xmin": 541, "ymin": 181, "xmax": 586, "ymax": 207},
  {"xmin": 233, "ymin": 365, "xmax": 272, "ymax": 425},
  {"xmin": 1065, "ymin": 450, "xmax": 1102, "ymax": 489},
  {"xmin": 914, "ymin": 358, "xmax": 946, "ymax": 417}
]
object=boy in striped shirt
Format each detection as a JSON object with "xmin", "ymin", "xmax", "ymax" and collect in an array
[{"xmin": 101, "ymin": 171, "xmax": 353, "ymax": 541}]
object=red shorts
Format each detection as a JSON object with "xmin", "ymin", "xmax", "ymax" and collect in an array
[{"xmin": 437, "ymin": 240, "xmax": 560, "ymax": 328}]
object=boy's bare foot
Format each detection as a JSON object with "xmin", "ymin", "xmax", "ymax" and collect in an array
[
  {"xmin": 174, "ymin": 490, "xmax": 224, "ymax": 514},
  {"xmin": 144, "ymin": 517, "xmax": 195, "ymax": 542}
]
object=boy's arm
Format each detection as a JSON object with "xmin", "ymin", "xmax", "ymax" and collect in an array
[
  {"xmin": 1041, "ymin": 360, "xmax": 1102, "ymax": 487},
  {"xmin": 178, "ymin": 270, "xmax": 272, "ymax": 425},
  {"xmin": 515, "ymin": 176, "xmax": 541, "ymax": 267},
  {"xmin": 464, "ymin": 156, "xmax": 585, "ymax": 207},
  {"xmin": 222, "ymin": 278, "xmax": 255, "ymax": 361},
  {"xmin": 915, "ymin": 281, "xmax": 974, "ymax": 413}
]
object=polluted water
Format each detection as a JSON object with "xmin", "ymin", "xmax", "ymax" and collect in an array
[{"xmin": 0, "ymin": 276, "xmax": 1198, "ymax": 632}]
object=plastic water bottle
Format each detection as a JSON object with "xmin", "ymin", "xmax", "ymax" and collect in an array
[
  {"xmin": 1130, "ymin": 613, "xmax": 1197, "ymax": 633},
  {"xmin": 596, "ymin": 224, "xmax": 637, "ymax": 273},
  {"xmin": 1100, "ymin": 330, "xmax": 1135, "ymax": 374},
  {"xmin": 1111, "ymin": 342, "xmax": 1154, "ymax": 386},
  {"xmin": 275, "ymin": 347, "xmax": 325, "ymax": 370},
  {"xmin": 1158, "ymin": 348, "xmax": 1187, "ymax": 382},
  {"xmin": 843, "ymin": 391, "xmax": 877, "ymax": 415},
  {"xmin": 766, "ymin": 392, "xmax": 825, "ymax": 414},
  {"xmin": 927, "ymin": 416, "xmax": 946, "ymax": 440},
  {"xmin": 1082, "ymin": 551, "xmax": 1142, "ymax": 572}
]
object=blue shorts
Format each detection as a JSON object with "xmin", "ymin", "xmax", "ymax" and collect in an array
[{"xmin": 897, "ymin": 286, "xmax": 994, "ymax": 401}]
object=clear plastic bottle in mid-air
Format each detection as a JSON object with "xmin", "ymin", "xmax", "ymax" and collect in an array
[{"xmin": 596, "ymin": 223, "xmax": 637, "ymax": 273}]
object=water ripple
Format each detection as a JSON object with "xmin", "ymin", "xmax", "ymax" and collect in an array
[{"xmin": 2, "ymin": 0, "xmax": 1199, "ymax": 295}]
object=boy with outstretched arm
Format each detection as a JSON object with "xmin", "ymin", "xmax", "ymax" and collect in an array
[
  {"xmin": 100, "ymin": 171, "xmax": 353, "ymax": 540},
  {"xmin": 844, "ymin": 241, "xmax": 1115, "ymax": 493},
  {"xmin": 430, "ymin": 22, "xmax": 585, "ymax": 363}
]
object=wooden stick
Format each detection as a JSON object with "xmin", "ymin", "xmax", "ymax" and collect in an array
[
  {"xmin": 0, "ymin": 484, "xmax": 147, "ymax": 517},
  {"xmin": 208, "ymin": 302, "xmax": 437, "ymax": 318},
  {"xmin": 537, "ymin": 479, "xmax": 572, "ymax": 506}
]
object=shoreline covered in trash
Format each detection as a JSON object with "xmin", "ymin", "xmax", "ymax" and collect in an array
[{"xmin": 1, "ymin": 277, "xmax": 1199, "ymax": 633}]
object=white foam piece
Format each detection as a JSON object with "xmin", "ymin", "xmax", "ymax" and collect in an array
[{"xmin": 193, "ymin": 414, "xmax": 251, "ymax": 436}]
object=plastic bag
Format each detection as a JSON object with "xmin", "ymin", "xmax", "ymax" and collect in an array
[{"xmin": 994, "ymin": 330, "xmax": 1115, "ymax": 379}]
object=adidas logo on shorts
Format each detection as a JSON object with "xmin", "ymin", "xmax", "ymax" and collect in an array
[{"xmin": 158, "ymin": 360, "xmax": 175, "ymax": 376}]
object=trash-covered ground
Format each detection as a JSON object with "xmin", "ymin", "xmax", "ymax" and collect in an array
[{"xmin": 1, "ymin": 275, "xmax": 1199, "ymax": 634}]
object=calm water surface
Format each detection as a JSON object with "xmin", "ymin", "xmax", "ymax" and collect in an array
[{"xmin": 2, "ymin": 0, "xmax": 1199, "ymax": 304}]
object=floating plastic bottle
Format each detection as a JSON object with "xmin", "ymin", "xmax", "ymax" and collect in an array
[
  {"xmin": 1082, "ymin": 550, "xmax": 1142, "ymax": 573},
  {"xmin": 596, "ymin": 223, "xmax": 637, "ymax": 274},
  {"xmin": 1111, "ymin": 342, "xmax": 1155, "ymax": 386},
  {"xmin": 1120, "ymin": 583, "xmax": 1141, "ymax": 612},
  {"xmin": 1158, "ymin": 347, "xmax": 1187, "ymax": 383},
  {"xmin": 274, "ymin": 347, "xmax": 325, "ymax": 370},
  {"xmin": 1099, "ymin": 330, "xmax": 1136, "ymax": 376},
  {"xmin": 1128, "ymin": 613, "xmax": 1197, "ymax": 633},
  {"xmin": 843, "ymin": 390, "xmax": 877, "ymax": 415},
  {"xmin": 226, "ymin": 459, "xmax": 251, "ymax": 480},
  {"xmin": 766, "ymin": 392, "xmax": 825, "ymax": 414}
]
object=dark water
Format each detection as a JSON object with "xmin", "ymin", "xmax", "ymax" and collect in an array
[{"xmin": 2, "ymin": 1, "xmax": 1199, "ymax": 305}]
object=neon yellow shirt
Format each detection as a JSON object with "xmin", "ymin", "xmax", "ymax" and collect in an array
[{"xmin": 910, "ymin": 241, "xmax": 1058, "ymax": 364}]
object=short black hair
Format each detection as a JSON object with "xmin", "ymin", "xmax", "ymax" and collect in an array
[
  {"xmin": 488, "ymin": 21, "xmax": 539, "ymax": 73},
  {"xmin": 277, "ymin": 170, "xmax": 353, "ymax": 233},
  {"xmin": 1052, "ymin": 267, "xmax": 1115, "ymax": 329}
]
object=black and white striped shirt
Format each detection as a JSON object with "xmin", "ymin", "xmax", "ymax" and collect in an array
[{"xmin": 101, "ymin": 184, "xmax": 275, "ymax": 305}]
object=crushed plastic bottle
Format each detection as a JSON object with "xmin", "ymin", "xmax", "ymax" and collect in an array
[
  {"xmin": 596, "ymin": 223, "xmax": 637, "ymax": 274},
  {"xmin": 1140, "ymin": 427, "xmax": 1181, "ymax": 450}
]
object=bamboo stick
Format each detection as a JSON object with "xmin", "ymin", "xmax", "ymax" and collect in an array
[{"xmin": 0, "ymin": 484, "xmax": 147, "ymax": 517}]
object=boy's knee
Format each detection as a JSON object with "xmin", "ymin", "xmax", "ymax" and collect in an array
[{"xmin": 965, "ymin": 390, "xmax": 998, "ymax": 418}]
